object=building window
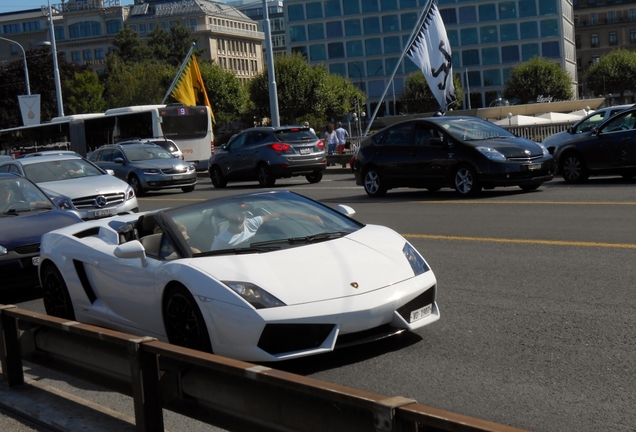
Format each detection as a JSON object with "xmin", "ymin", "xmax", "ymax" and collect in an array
[
  {"xmin": 459, "ymin": 6, "xmax": 477, "ymax": 24},
  {"xmin": 365, "ymin": 38, "xmax": 383, "ymax": 55},
  {"xmin": 482, "ymin": 47, "xmax": 500, "ymax": 65},
  {"xmin": 329, "ymin": 63, "xmax": 346, "ymax": 77},
  {"xmin": 630, "ymin": 10, "xmax": 636, "ymax": 22},
  {"xmin": 460, "ymin": 28, "xmax": 479, "ymax": 45},
  {"xmin": 521, "ymin": 43, "xmax": 540, "ymax": 60},
  {"xmin": 631, "ymin": 29, "xmax": 636, "ymax": 43},
  {"xmin": 326, "ymin": 21, "xmax": 343, "ymax": 38},
  {"xmin": 3, "ymin": 24, "xmax": 20, "ymax": 34},
  {"xmin": 71, "ymin": 51, "xmax": 81, "ymax": 62},
  {"xmin": 327, "ymin": 42, "xmax": 345, "ymax": 59},
  {"xmin": 520, "ymin": 21, "xmax": 539, "ymax": 39},
  {"xmin": 383, "ymin": 36, "xmax": 401, "ymax": 53},
  {"xmin": 306, "ymin": 2, "xmax": 322, "ymax": 19},
  {"xmin": 541, "ymin": 41, "xmax": 560, "ymax": 58},
  {"xmin": 608, "ymin": 11, "xmax": 616, "ymax": 24},
  {"xmin": 361, "ymin": 0, "xmax": 379, "ymax": 13},
  {"xmin": 591, "ymin": 33, "xmax": 599, "ymax": 48},
  {"xmin": 575, "ymin": 35, "xmax": 581, "ymax": 49},
  {"xmin": 308, "ymin": 23, "xmax": 324, "ymax": 40},
  {"xmin": 401, "ymin": 12, "xmax": 417, "ymax": 30},
  {"xmin": 499, "ymin": 2, "xmax": 517, "ymax": 20},
  {"xmin": 55, "ymin": 26, "xmax": 65, "ymax": 40},
  {"xmin": 538, "ymin": 0, "xmax": 558, "ymax": 15},
  {"xmin": 348, "ymin": 61, "xmax": 364, "ymax": 80},
  {"xmin": 325, "ymin": 0, "xmax": 341, "ymax": 17},
  {"xmin": 540, "ymin": 19, "xmax": 559, "ymax": 37},
  {"xmin": 440, "ymin": 8, "xmax": 457, "ymax": 25},
  {"xmin": 95, "ymin": 48, "xmax": 105, "ymax": 60},
  {"xmin": 478, "ymin": 4, "xmax": 497, "ymax": 21},
  {"xmin": 289, "ymin": 25, "xmax": 307, "ymax": 42},
  {"xmin": 519, "ymin": 0, "xmax": 537, "ymax": 17},
  {"xmin": 483, "ymin": 69, "xmax": 501, "ymax": 86},
  {"xmin": 346, "ymin": 40, "xmax": 364, "ymax": 57},
  {"xmin": 462, "ymin": 49, "xmax": 480, "ymax": 66},
  {"xmin": 382, "ymin": 15, "xmax": 399, "ymax": 32},
  {"xmin": 501, "ymin": 45, "xmax": 520, "ymax": 63},
  {"xmin": 139, "ymin": 24, "xmax": 147, "ymax": 35},
  {"xmin": 309, "ymin": 44, "xmax": 326, "ymax": 61},
  {"xmin": 381, "ymin": 0, "xmax": 398, "ymax": 10},
  {"xmin": 386, "ymin": 57, "xmax": 402, "ymax": 74},
  {"xmin": 447, "ymin": 29, "xmax": 459, "ymax": 47},
  {"xmin": 23, "ymin": 21, "xmax": 41, "ymax": 32},
  {"xmin": 343, "ymin": 1, "xmax": 360, "ymax": 15},
  {"xmin": 609, "ymin": 31, "xmax": 618, "ymax": 46},
  {"xmin": 367, "ymin": 59, "xmax": 383, "ymax": 76},
  {"xmin": 500, "ymin": 23, "xmax": 518, "ymax": 41},
  {"xmin": 590, "ymin": 13, "xmax": 597, "ymax": 25},
  {"xmin": 363, "ymin": 17, "xmax": 381, "ymax": 34},
  {"xmin": 288, "ymin": 4, "xmax": 305, "ymax": 21},
  {"xmin": 83, "ymin": 50, "xmax": 93, "ymax": 60},
  {"xmin": 345, "ymin": 19, "xmax": 362, "ymax": 36}
]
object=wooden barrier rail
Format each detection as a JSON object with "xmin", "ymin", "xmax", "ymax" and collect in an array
[{"xmin": 0, "ymin": 304, "xmax": 528, "ymax": 432}]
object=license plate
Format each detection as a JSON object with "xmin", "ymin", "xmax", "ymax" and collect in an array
[
  {"xmin": 524, "ymin": 163, "xmax": 542, "ymax": 171},
  {"xmin": 32, "ymin": 256, "xmax": 40, "ymax": 266},
  {"xmin": 410, "ymin": 304, "xmax": 432, "ymax": 323},
  {"xmin": 173, "ymin": 174, "xmax": 184, "ymax": 179},
  {"xmin": 300, "ymin": 148, "xmax": 311, "ymax": 155},
  {"xmin": 93, "ymin": 208, "xmax": 114, "ymax": 218}
]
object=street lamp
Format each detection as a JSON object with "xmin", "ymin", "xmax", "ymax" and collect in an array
[
  {"xmin": 0, "ymin": 36, "xmax": 30, "ymax": 95},
  {"xmin": 47, "ymin": 0, "xmax": 64, "ymax": 117}
]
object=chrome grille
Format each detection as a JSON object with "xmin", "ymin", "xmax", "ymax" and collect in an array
[
  {"xmin": 72, "ymin": 192, "xmax": 125, "ymax": 209},
  {"xmin": 508, "ymin": 155, "xmax": 544, "ymax": 162},
  {"xmin": 161, "ymin": 166, "xmax": 190, "ymax": 174}
]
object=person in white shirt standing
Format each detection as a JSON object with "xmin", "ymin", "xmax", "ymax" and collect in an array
[
  {"xmin": 304, "ymin": 121, "xmax": 316, "ymax": 136},
  {"xmin": 334, "ymin": 122, "xmax": 349, "ymax": 154}
]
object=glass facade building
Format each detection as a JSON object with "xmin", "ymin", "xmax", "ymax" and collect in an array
[{"xmin": 284, "ymin": 0, "xmax": 577, "ymax": 114}]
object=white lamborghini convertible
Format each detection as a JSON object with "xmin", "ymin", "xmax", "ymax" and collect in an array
[{"xmin": 39, "ymin": 190, "xmax": 439, "ymax": 362}]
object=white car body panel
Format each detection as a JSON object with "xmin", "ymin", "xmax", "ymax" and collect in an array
[{"xmin": 40, "ymin": 200, "xmax": 439, "ymax": 362}]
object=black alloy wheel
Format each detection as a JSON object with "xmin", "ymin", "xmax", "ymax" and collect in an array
[
  {"xmin": 363, "ymin": 167, "xmax": 387, "ymax": 197},
  {"xmin": 41, "ymin": 264, "xmax": 75, "ymax": 320},
  {"xmin": 560, "ymin": 153, "xmax": 589, "ymax": 183},
  {"xmin": 209, "ymin": 166, "xmax": 227, "ymax": 188},
  {"xmin": 306, "ymin": 171, "xmax": 323, "ymax": 184},
  {"xmin": 129, "ymin": 175, "xmax": 145, "ymax": 196},
  {"xmin": 453, "ymin": 165, "xmax": 482, "ymax": 196},
  {"xmin": 258, "ymin": 164, "xmax": 276, "ymax": 187},
  {"xmin": 163, "ymin": 285, "xmax": 213, "ymax": 353}
]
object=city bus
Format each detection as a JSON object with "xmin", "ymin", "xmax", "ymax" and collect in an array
[{"xmin": 0, "ymin": 104, "xmax": 213, "ymax": 170}]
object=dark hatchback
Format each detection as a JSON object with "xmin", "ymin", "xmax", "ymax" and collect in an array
[
  {"xmin": 553, "ymin": 106, "xmax": 636, "ymax": 183},
  {"xmin": 353, "ymin": 116, "xmax": 555, "ymax": 197},
  {"xmin": 208, "ymin": 126, "xmax": 326, "ymax": 188},
  {"xmin": 0, "ymin": 173, "xmax": 82, "ymax": 290}
]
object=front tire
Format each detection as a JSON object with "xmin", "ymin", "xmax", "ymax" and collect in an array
[
  {"xmin": 560, "ymin": 153, "xmax": 588, "ymax": 183},
  {"xmin": 209, "ymin": 166, "xmax": 227, "ymax": 188},
  {"xmin": 163, "ymin": 284, "xmax": 213, "ymax": 353},
  {"xmin": 129, "ymin": 175, "xmax": 145, "ymax": 196},
  {"xmin": 363, "ymin": 167, "xmax": 387, "ymax": 197},
  {"xmin": 454, "ymin": 165, "xmax": 482, "ymax": 196},
  {"xmin": 257, "ymin": 164, "xmax": 276, "ymax": 187},
  {"xmin": 41, "ymin": 264, "xmax": 75, "ymax": 320},
  {"xmin": 306, "ymin": 171, "xmax": 323, "ymax": 184}
]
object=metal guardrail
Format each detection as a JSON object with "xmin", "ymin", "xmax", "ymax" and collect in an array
[
  {"xmin": 501, "ymin": 122, "xmax": 572, "ymax": 143},
  {"xmin": 0, "ymin": 304, "xmax": 528, "ymax": 432}
]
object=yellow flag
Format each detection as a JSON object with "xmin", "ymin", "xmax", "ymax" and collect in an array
[{"xmin": 171, "ymin": 55, "xmax": 215, "ymax": 124}]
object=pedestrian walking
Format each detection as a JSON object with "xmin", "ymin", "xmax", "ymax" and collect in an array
[
  {"xmin": 324, "ymin": 123, "xmax": 338, "ymax": 156},
  {"xmin": 335, "ymin": 122, "xmax": 349, "ymax": 154}
]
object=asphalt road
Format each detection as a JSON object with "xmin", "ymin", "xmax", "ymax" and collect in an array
[{"xmin": 3, "ymin": 170, "xmax": 635, "ymax": 431}]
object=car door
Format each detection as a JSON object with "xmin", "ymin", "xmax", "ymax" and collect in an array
[
  {"xmin": 591, "ymin": 111, "xmax": 636, "ymax": 171},
  {"xmin": 220, "ymin": 133, "xmax": 249, "ymax": 179},
  {"xmin": 370, "ymin": 122, "xmax": 415, "ymax": 183},
  {"xmin": 244, "ymin": 131, "xmax": 270, "ymax": 170},
  {"xmin": 410, "ymin": 121, "xmax": 450, "ymax": 186}
]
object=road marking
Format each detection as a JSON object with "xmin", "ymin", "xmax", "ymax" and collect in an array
[
  {"xmin": 412, "ymin": 200, "xmax": 636, "ymax": 205},
  {"xmin": 403, "ymin": 234, "xmax": 636, "ymax": 249}
]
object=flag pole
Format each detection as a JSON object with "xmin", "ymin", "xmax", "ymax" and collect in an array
[
  {"xmin": 363, "ymin": 0, "xmax": 435, "ymax": 137},
  {"xmin": 161, "ymin": 42, "xmax": 196, "ymax": 104}
]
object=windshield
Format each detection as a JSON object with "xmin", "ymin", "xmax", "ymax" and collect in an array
[
  {"xmin": 0, "ymin": 177, "xmax": 54, "ymax": 215},
  {"xmin": 163, "ymin": 191, "xmax": 363, "ymax": 256},
  {"xmin": 23, "ymin": 159, "xmax": 104, "ymax": 183},
  {"xmin": 123, "ymin": 146, "xmax": 174, "ymax": 161},
  {"xmin": 440, "ymin": 118, "xmax": 516, "ymax": 141}
]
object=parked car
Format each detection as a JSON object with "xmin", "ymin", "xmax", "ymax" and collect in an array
[
  {"xmin": 0, "ymin": 155, "xmax": 13, "ymax": 162},
  {"xmin": 553, "ymin": 106, "xmax": 636, "ymax": 183},
  {"xmin": 0, "ymin": 154, "xmax": 138, "ymax": 220},
  {"xmin": 18, "ymin": 150, "xmax": 82, "ymax": 158},
  {"xmin": 38, "ymin": 190, "xmax": 439, "ymax": 362},
  {"xmin": 542, "ymin": 104, "xmax": 634, "ymax": 154},
  {"xmin": 88, "ymin": 142, "xmax": 196, "ymax": 195},
  {"xmin": 207, "ymin": 126, "xmax": 326, "ymax": 188},
  {"xmin": 353, "ymin": 116, "xmax": 555, "ymax": 197},
  {"xmin": 116, "ymin": 138, "xmax": 184, "ymax": 160},
  {"xmin": 0, "ymin": 173, "xmax": 82, "ymax": 290}
]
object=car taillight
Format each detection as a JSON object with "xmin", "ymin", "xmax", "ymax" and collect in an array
[
  {"xmin": 317, "ymin": 140, "xmax": 325, "ymax": 149},
  {"xmin": 269, "ymin": 143, "xmax": 291, "ymax": 152}
]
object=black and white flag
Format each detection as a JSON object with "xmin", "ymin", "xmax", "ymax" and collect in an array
[{"xmin": 406, "ymin": 1, "xmax": 457, "ymax": 112}]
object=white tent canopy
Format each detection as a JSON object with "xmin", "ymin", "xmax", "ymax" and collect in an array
[
  {"xmin": 570, "ymin": 108, "xmax": 593, "ymax": 117},
  {"xmin": 493, "ymin": 115, "xmax": 552, "ymax": 126},
  {"xmin": 537, "ymin": 112, "xmax": 585, "ymax": 122}
]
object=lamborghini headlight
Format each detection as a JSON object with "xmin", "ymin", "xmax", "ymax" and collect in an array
[
  {"xmin": 403, "ymin": 242, "xmax": 430, "ymax": 276},
  {"xmin": 223, "ymin": 281, "xmax": 286, "ymax": 309},
  {"xmin": 0, "ymin": 245, "xmax": 7, "ymax": 256}
]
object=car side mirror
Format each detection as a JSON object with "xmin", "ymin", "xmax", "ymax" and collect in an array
[
  {"xmin": 221, "ymin": 145, "xmax": 228, "ymax": 150},
  {"xmin": 106, "ymin": 169, "xmax": 115, "ymax": 176},
  {"xmin": 567, "ymin": 126, "xmax": 574, "ymax": 133},
  {"xmin": 114, "ymin": 241, "xmax": 147, "ymax": 267},
  {"xmin": 337, "ymin": 204, "xmax": 355, "ymax": 216},
  {"xmin": 114, "ymin": 157, "xmax": 125, "ymax": 164}
]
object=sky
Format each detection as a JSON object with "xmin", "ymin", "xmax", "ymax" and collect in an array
[{"xmin": 0, "ymin": 1, "xmax": 136, "ymax": 14}]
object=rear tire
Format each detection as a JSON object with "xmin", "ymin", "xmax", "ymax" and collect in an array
[
  {"xmin": 209, "ymin": 166, "xmax": 227, "ymax": 188},
  {"xmin": 560, "ymin": 153, "xmax": 588, "ymax": 183},
  {"xmin": 41, "ymin": 264, "xmax": 75, "ymax": 320},
  {"xmin": 163, "ymin": 284, "xmax": 213, "ymax": 353},
  {"xmin": 363, "ymin": 167, "xmax": 387, "ymax": 197},
  {"xmin": 453, "ymin": 165, "xmax": 482, "ymax": 197},
  {"xmin": 306, "ymin": 171, "xmax": 323, "ymax": 184},
  {"xmin": 258, "ymin": 164, "xmax": 276, "ymax": 187}
]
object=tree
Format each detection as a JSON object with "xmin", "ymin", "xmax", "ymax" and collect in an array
[
  {"xmin": 167, "ymin": 24, "xmax": 200, "ymax": 66},
  {"xmin": 503, "ymin": 56, "xmax": 573, "ymax": 104},
  {"xmin": 110, "ymin": 26, "xmax": 150, "ymax": 63},
  {"xmin": 64, "ymin": 70, "xmax": 108, "ymax": 114},
  {"xmin": 400, "ymin": 71, "xmax": 463, "ymax": 114},
  {"xmin": 585, "ymin": 49, "xmax": 636, "ymax": 102}
]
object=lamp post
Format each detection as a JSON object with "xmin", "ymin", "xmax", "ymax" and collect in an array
[
  {"xmin": 47, "ymin": 0, "xmax": 64, "ymax": 117},
  {"xmin": 0, "ymin": 36, "xmax": 30, "ymax": 95}
]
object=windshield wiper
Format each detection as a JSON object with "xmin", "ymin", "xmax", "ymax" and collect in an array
[
  {"xmin": 251, "ymin": 231, "xmax": 348, "ymax": 247},
  {"xmin": 197, "ymin": 245, "xmax": 281, "ymax": 256}
]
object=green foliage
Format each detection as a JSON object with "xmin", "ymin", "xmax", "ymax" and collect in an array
[
  {"xmin": 65, "ymin": 70, "xmax": 107, "ymax": 114},
  {"xmin": 400, "ymin": 71, "xmax": 463, "ymax": 114},
  {"xmin": 111, "ymin": 26, "xmax": 150, "ymax": 63},
  {"xmin": 585, "ymin": 49, "xmax": 636, "ymax": 99},
  {"xmin": 503, "ymin": 56, "xmax": 573, "ymax": 104}
]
